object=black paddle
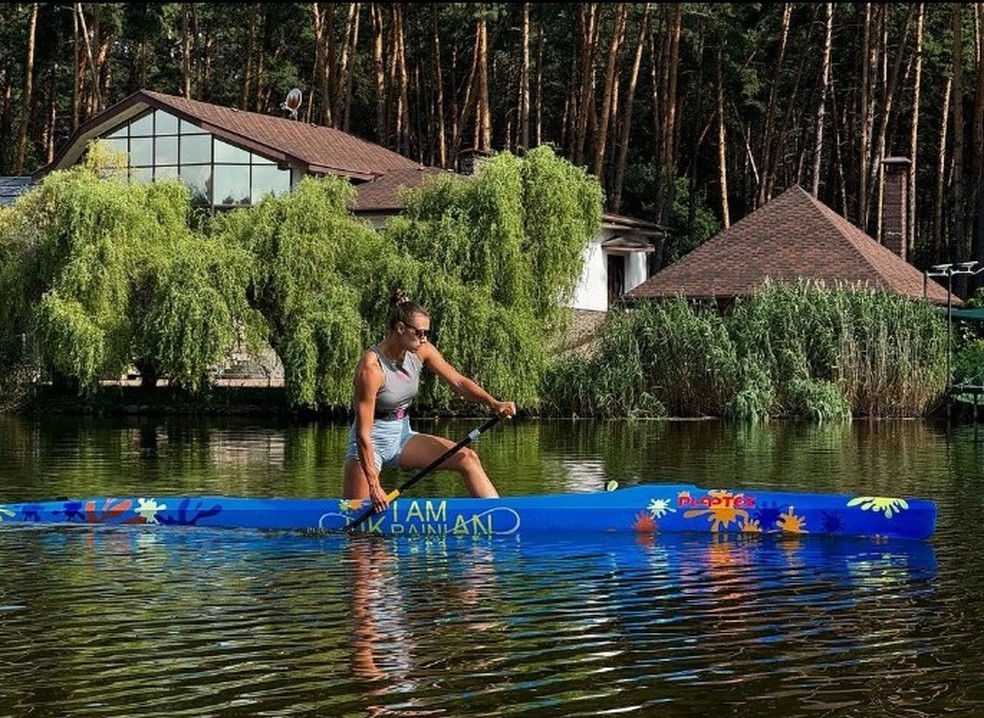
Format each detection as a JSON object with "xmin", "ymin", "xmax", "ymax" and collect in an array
[{"xmin": 346, "ymin": 415, "xmax": 502, "ymax": 533}]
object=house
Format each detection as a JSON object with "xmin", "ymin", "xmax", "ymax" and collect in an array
[
  {"xmin": 0, "ymin": 177, "xmax": 32, "ymax": 207},
  {"xmin": 35, "ymin": 88, "xmax": 663, "ymax": 314},
  {"xmin": 625, "ymin": 162, "xmax": 955, "ymax": 307}
]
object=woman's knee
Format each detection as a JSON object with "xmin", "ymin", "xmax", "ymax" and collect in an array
[{"xmin": 454, "ymin": 446, "xmax": 482, "ymax": 472}]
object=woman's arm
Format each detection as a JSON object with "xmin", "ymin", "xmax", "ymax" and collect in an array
[
  {"xmin": 419, "ymin": 344, "xmax": 516, "ymax": 418},
  {"xmin": 352, "ymin": 352, "xmax": 388, "ymax": 507}
]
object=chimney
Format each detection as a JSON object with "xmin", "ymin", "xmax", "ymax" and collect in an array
[
  {"xmin": 882, "ymin": 156, "xmax": 911, "ymax": 262},
  {"xmin": 457, "ymin": 148, "xmax": 491, "ymax": 175}
]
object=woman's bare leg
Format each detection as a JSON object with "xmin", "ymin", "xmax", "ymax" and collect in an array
[
  {"xmin": 399, "ymin": 433, "xmax": 499, "ymax": 498},
  {"xmin": 343, "ymin": 458, "xmax": 371, "ymax": 500}
]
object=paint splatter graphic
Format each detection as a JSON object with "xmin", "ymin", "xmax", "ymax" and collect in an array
[
  {"xmin": 136, "ymin": 498, "xmax": 167, "ymax": 524},
  {"xmin": 647, "ymin": 498, "xmax": 675, "ymax": 519},
  {"xmin": 846, "ymin": 496, "xmax": 909, "ymax": 519},
  {"xmin": 682, "ymin": 490, "xmax": 751, "ymax": 532}
]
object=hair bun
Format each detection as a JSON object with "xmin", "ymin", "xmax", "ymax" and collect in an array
[{"xmin": 392, "ymin": 288, "xmax": 410, "ymax": 306}]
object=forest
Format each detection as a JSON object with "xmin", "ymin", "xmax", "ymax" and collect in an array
[{"xmin": 1, "ymin": 3, "xmax": 982, "ymax": 283}]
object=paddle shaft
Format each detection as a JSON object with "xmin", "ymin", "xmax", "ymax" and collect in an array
[{"xmin": 347, "ymin": 415, "xmax": 501, "ymax": 532}]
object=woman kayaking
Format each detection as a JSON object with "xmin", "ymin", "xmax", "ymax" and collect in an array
[{"xmin": 343, "ymin": 288, "xmax": 516, "ymax": 513}]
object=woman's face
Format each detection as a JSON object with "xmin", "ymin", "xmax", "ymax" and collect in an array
[{"xmin": 398, "ymin": 312, "xmax": 431, "ymax": 347}]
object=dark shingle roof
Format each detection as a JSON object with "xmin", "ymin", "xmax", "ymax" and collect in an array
[
  {"xmin": 625, "ymin": 184, "xmax": 954, "ymax": 306},
  {"xmin": 350, "ymin": 166, "xmax": 452, "ymax": 213},
  {"xmin": 39, "ymin": 89, "xmax": 421, "ymax": 181},
  {"xmin": 0, "ymin": 177, "xmax": 33, "ymax": 206}
]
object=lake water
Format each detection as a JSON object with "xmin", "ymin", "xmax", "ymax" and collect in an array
[{"xmin": 0, "ymin": 414, "xmax": 982, "ymax": 717}]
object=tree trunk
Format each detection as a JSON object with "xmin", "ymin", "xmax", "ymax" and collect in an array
[
  {"xmin": 518, "ymin": 2, "xmax": 530, "ymax": 151},
  {"xmin": 858, "ymin": 3, "xmax": 877, "ymax": 228},
  {"xmin": 909, "ymin": 3, "xmax": 923, "ymax": 259},
  {"xmin": 391, "ymin": 4, "xmax": 410, "ymax": 155},
  {"xmin": 431, "ymin": 5, "xmax": 446, "ymax": 167},
  {"xmin": 953, "ymin": 3, "xmax": 967, "ymax": 280},
  {"xmin": 475, "ymin": 13, "xmax": 491, "ymax": 152},
  {"xmin": 757, "ymin": 2, "xmax": 791, "ymax": 207},
  {"xmin": 372, "ymin": 3, "xmax": 388, "ymax": 145},
  {"xmin": 310, "ymin": 4, "xmax": 326, "ymax": 122},
  {"xmin": 76, "ymin": 4, "xmax": 101, "ymax": 114},
  {"xmin": 972, "ymin": 2, "xmax": 984, "ymax": 289},
  {"xmin": 241, "ymin": 6, "xmax": 257, "ymax": 110},
  {"xmin": 612, "ymin": 3, "xmax": 650, "ymax": 213},
  {"xmin": 592, "ymin": 3, "xmax": 628, "ymax": 180},
  {"xmin": 811, "ymin": 3, "xmax": 833, "ymax": 197},
  {"xmin": 573, "ymin": 3, "xmax": 598, "ymax": 167},
  {"xmin": 933, "ymin": 75, "xmax": 952, "ymax": 260},
  {"xmin": 451, "ymin": 19, "xmax": 480, "ymax": 159},
  {"xmin": 311, "ymin": 3, "xmax": 332, "ymax": 125},
  {"xmin": 181, "ymin": 4, "xmax": 192, "ymax": 97},
  {"xmin": 534, "ymin": 20, "xmax": 544, "ymax": 147},
  {"xmin": 71, "ymin": 6, "xmax": 80, "ymax": 130},
  {"xmin": 716, "ymin": 45, "xmax": 730, "ymax": 229},
  {"xmin": 655, "ymin": 3, "xmax": 682, "ymax": 233},
  {"xmin": 339, "ymin": 3, "xmax": 360, "ymax": 131},
  {"xmin": 92, "ymin": 10, "xmax": 115, "ymax": 113},
  {"xmin": 870, "ymin": 4, "xmax": 915, "ymax": 242},
  {"xmin": 14, "ymin": 2, "xmax": 37, "ymax": 174}
]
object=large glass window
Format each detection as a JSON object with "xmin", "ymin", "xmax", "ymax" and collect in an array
[
  {"xmin": 214, "ymin": 139, "xmax": 250, "ymax": 164},
  {"xmin": 155, "ymin": 110, "xmax": 178, "ymax": 135},
  {"xmin": 97, "ymin": 109, "xmax": 292, "ymax": 209},
  {"xmin": 180, "ymin": 165, "xmax": 211, "ymax": 205},
  {"xmin": 213, "ymin": 165, "xmax": 250, "ymax": 206},
  {"xmin": 155, "ymin": 135, "xmax": 178, "ymax": 165},
  {"xmin": 252, "ymin": 164, "xmax": 291, "ymax": 202},
  {"xmin": 180, "ymin": 134, "xmax": 211, "ymax": 163},
  {"xmin": 129, "ymin": 137, "xmax": 154, "ymax": 166},
  {"xmin": 129, "ymin": 113, "xmax": 154, "ymax": 136}
]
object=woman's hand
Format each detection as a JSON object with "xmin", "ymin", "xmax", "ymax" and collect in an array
[
  {"xmin": 491, "ymin": 399, "xmax": 517, "ymax": 419},
  {"xmin": 367, "ymin": 471, "xmax": 390, "ymax": 513}
]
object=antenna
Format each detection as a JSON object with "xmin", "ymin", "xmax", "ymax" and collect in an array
[{"xmin": 281, "ymin": 88, "xmax": 302, "ymax": 120}]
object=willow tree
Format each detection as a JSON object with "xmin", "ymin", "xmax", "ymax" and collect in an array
[
  {"xmin": 208, "ymin": 175, "xmax": 387, "ymax": 409},
  {"xmin": 381, "ymin": 144, "xmax": 602, "ymax": 410},
  {"xmin": 0, "ymin": 141, "xmax": 253, "ymax": 394}
]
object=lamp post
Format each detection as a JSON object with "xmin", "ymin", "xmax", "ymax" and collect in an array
[{"xmin": 925, "ymin": 260, "xmax": 984, "ymax": 392}]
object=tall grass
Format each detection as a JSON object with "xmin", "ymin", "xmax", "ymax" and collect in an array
[{"xmin": 542, "ymin": 280, "xmax": 948, "ymax": 420}]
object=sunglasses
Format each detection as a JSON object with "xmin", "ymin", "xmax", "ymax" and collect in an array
[{"xmin": 401, "ymin": 321, "xmax": 431, "ymax": 340}]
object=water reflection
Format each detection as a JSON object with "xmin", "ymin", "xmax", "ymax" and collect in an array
[{"xmin": 2, "ymin": 414, "xmax": 983, "ymax": 716}]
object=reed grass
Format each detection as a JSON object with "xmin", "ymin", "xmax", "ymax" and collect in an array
[{"xmin": 542, "ymin": 279, "xmax": 948, "ymax": 420}]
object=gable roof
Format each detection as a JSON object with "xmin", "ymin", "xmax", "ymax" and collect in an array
[
  {"xmin": 625, "ymin": 184, "xmax": 955, "ymax": 306},
  {"xmin": 349, "ymin": 166, "xmax": 452, "ymax": 214},
  {"xmin": 348, "ymin": 166, "xmax": 667, "ymax": 240},
  {"xmin": 0, "ymin": 177, "xmax": 32, "ymax": 207},
  {"xmin": 38, "ymin": 89, "xmax": 421, "ymax": 181}
]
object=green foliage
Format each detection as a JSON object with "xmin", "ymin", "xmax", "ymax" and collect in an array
[
  {"xmin": 382, "ymin": 145, "xmax": 602, "ymax": 411},
  {"xmin": 0, "ymin": 141, "xmax": 254, "ymax": 394},
  {"xmin": 543, "ymin": 280, "xmax": 948, "ymax": 420},
  {"xmin": 140, "ymin": 236, "xmax": 256, "ymax": 393},
  {"xmin": 620, "ymin": 171, "xmax": 720, "ymax": 262},
  {"xmin": 954, "ymin": 340, "xmax": 984, "ymax": 386},
  {"xmin": 208, "ymin": 175, "xmax": 381, "ymax": 408}
]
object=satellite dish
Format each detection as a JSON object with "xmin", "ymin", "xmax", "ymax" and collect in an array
[{"xmin": 281, "ymin": 88, "xmax": 302, "ymax": 120}]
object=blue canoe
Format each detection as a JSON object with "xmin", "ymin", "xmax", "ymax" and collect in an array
[{"xmin": 0, "ymin": 484, "xmax": 936, "ymax": 540}]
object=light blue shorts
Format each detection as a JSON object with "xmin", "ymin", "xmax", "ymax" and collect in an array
[{"xmin": 345, "ymin": 417, "xmax": 417, "ymax": 470}]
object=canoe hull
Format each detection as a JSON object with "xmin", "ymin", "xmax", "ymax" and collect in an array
[{"xmin": 0, "ymin": 484, "xmax": 936, "ymax": 540}]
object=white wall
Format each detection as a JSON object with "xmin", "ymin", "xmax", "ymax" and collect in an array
[
  {"xmin": 570, "ymin": 235, "xmax": 652, "ymax": 311},
  {"xmin": 571, "ymin": 240, "xmax": 608, "ymax": 311},
  {"xmin": 625, "ymin": 252, "xmax": 649, "ymax": 294}
]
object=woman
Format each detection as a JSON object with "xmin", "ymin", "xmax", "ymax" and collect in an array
[{"xmin": 343, "ymin": 289, "xmax": 516, "ymax": 513}]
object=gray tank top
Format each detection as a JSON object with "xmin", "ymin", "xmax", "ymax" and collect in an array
[{"xmin": 371, "ymin": 345, "xmax": 423, "ymax": 419}]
